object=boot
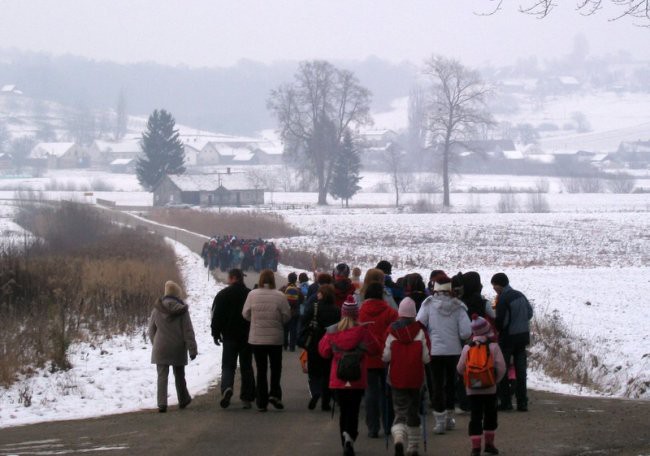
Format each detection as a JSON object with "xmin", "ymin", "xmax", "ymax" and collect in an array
[
  {"xmin": 342, "ymin": 431, "xmax": 355, "ymax": 456},
  {"xmin": 391, "ymin": 424, "xmax": 407, "ymax": 456},
  {"xmin": 433, "ymin": 411, "xmax": 447, "ymax": 435},
  {"xmin": 484, "ymin": 430, "xmax": 499, "ymax": 454},
  {"xmin": 470, "ymin": 435, "xmax": 482, "ymax": 456},
  {"xmin": 406, "ymin": 426, "xmax": 421, "ymax": 456},
  {"xmin": 445, "ymin": 409, "xmax": 456, "ymax": 430}
]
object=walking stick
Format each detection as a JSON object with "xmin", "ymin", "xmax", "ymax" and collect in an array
[
  {"xmin": 421, "ymin": 387, "xmax": 428, "ymax": 453},
  {"xmin": 384, "ymin": 384, "xmax": 390, "ymax": 450}
]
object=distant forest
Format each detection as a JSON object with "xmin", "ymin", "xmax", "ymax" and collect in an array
[{"xmin": 0, "ymin": 49, "xmax": 416, "ymax": 135}]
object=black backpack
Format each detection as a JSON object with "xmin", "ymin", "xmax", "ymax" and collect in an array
[{"xmin": 333, "ymin": 345, "xmax": 364, "ymax": 382}]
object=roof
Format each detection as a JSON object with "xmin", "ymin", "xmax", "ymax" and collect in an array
[
  {"xmin": 165, "ymin": 173, "xmax": 255, "ymax": 192},
  {"xmin": 559, "ymin": 76, "xmax": 580, "ymax": 85},
  {"xmin": 461, "ymin": 140, "xmax": 517, "ymax": 153},
  {"xmin": 526, "ymin": 154, "xmax": 555, "ymax": 164},
  {"xmin": 1, "ymin": 84, "xmax": 16, "ymax": 92},
  {"xmin": 110, "ymin": 158, "xmax": 135, "ymax": 165},
  {"xmin": 31, "ymin": 142, "xmax": 76, "ymax": 158},
  {"xmin": 503, "ymin": 150, "xmax": 524, "ymax": 160},
  {"xmin": 95, "ymin": 140, "xmax": 141, "ymax": 154},
  {"xmin": 231, "ymin": 152, "xmax": 256, "ymax": 162}
]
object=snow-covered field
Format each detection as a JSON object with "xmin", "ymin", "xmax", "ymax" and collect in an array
[{"xmin": 0, "ymin": 237, "xmax": 224, "ymax": 428}]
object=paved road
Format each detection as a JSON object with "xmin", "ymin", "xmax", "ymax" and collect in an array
[{"xmin": 1, "ymin": 354, "xmax": 649, "ymax": 455}]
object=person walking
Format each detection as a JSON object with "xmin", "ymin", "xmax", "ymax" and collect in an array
[
  {"xmin": 242, "ymin": 269, "xmax": 291, "ymax": 412},
  {"xmin": 383, "ymin": 297, "xmax": 431, "ymax": 456},
  {"xmin": 280, "ymin": 272, "xmax": 304, "ymax": 352},
  {"xmin": 211, "ymin": 268, "xmax": 255, "ymax": 409},
  {"xmin": 457, "ymin": 316, "xmax": 506, "ymax": 455},
  {"xmin": 333, "ymin": 263, "xmax": 357, "ymax": 308},
  {"xmin": 148, "ymin": 280, "xmax": 197, "ymax": 413},
  {"xmin": 359, "ymin": 282, "xmax": 399, "ymax": 439},
  {"xmin": 491, "ymin": 272, "xmax": 533, "ymax": 412},
  {"xmin": 417, "ymin": 278, "xmax": 471, "ymax": 434},
  {"xmin": 300, "ymin": 284, "xmax": 341, "ymax": 411},
  {"xmin": 319, "ymin": 296, "xmax": 380, "ymax": 456}
]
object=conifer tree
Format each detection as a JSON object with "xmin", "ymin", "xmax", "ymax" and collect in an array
[
  {"xmin": 136, "ymin": 109, "xmax": 185, "ymax": 190},
  {"xmin": 329, "ymin": 130, "xmax": 362, "ymax": 208}
]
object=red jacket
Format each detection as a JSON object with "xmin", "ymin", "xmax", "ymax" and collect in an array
[
  {"xmin": 382, "ymin": 319, "xmax": 431, "ymax": 389},
  {"xmin": 334, "ymin": 277, "xmax": 356, "ymax": 308},
  {"xmin": 318, "ymin": 324, "xmax": 380, "ymax": 390},
  {"xmin": 359, "ymin": 298, "xmax": 398, "ymax": 369}
]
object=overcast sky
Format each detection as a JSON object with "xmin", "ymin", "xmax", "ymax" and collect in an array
[{"xmin": 0, "ymin": 0, "xmax": 647, "ymax": 67}]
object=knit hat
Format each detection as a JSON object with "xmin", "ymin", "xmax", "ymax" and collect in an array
[
  {"xmin": 376, "ymin": 260, "xmax": 392, "ymax": 275},
  {"xmin": 491, "ymin": 272, "xmax": 509, "ymax": 287},
  {"xmin": 398, "ymin": 297, "xmax": 417, "ymax": 318},
  {"xmin": 433, "ymin": 280, "xmax": 452, "ymax": 292},
  {"xmin": 471, "ymin": 314, "xmax": 492, "ymax": 337},
  {"xmin": 341, "ymin": 295, "xmax": 359, "ymax": 319},
  {"xmin": 335, "ymin": 263, "xmax": 351, "ymax": 278},
  {"xmin": 164, "ymin": 280, "xmax": 183, "ymax": 299}
]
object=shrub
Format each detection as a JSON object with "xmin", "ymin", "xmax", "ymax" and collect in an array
[
  {"xmin": 527, "ymin": 192, "xmax": 550, "ymax": 213},
  {"xmin": 280, "ymin": 248, "xmax": 335, "ymax": 272},
  {"xmin": 496, "ymin": 193, "xmax": 519, "ymax": 213},
  {"xmin": 606, "ymin": 174, "xmax": 636, "ymax": 194},
  {"xmin": 89, "ymin": 177, "xmax": 115, "ymax": 192},
  {"xmin": 147, "ymin": 208, "xmax": 300, "ymax": 239},
  {"xmin": 411, "ymin": 196, "xmax": 440, "ymax": 213}
]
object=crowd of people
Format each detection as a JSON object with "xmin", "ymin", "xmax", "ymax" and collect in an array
[
  {"xmin": 148, "ymin": 260, "xmax": 533, "ymax": 456},
  {"xmin": 200, "ymin": 236, "xmax": 280, "ymax": 272}
]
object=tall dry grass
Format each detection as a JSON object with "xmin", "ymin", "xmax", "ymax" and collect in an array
[
  {"xmin": 147, "ymin": 208, "xmax": 300, "ymax": 239},
  {"xmin": 0, "ymin": 202, "xmax": 182, "ymax": 387}
]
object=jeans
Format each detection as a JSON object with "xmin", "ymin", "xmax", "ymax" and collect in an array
[
  {"xmin": 336, "ymin": 389, "xmax": 364, "ymax": 446},
  {"xmin": 430, "ymin": 355, "xmax": 459, "ymax": 412},
  {"xmin": 392, "ymin": 388, "xmax": 422, "ymax": 427},
  {"xmin": 365, "ymin": 368, "xmax": 393, "ymax": 436},
  {"xmin": 283, "ymin": 316, "xmax": 299, "ymax": 351},
  {"xmin": 252, "ymin": 345, "xmax": 283, "ymax": 409},
  {"xmin": 468, "ymin": 394, "xmax": 498, "ymax": 435},
  {"xmin": 498, "ymin": 343, "xmax": 528, "ymax": 408},
  {"xmin": 156, "ymin": 365, "xmax": 190, "ymax": 408},
  {"xmin": 221, "ymin": 339, "xmax": 255, "ymax": 402}
]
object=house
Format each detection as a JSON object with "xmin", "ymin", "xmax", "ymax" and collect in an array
[
  {"xmin": 153, "ymin": 173, "xmax": 264, "ymax": 207},
  {"xmin": 109, "ymin": 158, "xmax": 136, "ymax": 174},
  {"xmin": 29, "ymin": 142, "xmax": 93, "ymax": 169},
  {"xmin": 456, "ymin": 140, "xmax": 518, "ymax": 159},
  {"xmin": 94, "ymin": 140, "xmax": 141, "ymax": 166}
]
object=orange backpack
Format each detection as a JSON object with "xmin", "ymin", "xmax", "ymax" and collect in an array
[{"xmin": 464, "ymin": 341, "xmax": 496, "ymax": 389}]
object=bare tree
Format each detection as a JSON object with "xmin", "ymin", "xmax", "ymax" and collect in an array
[
  {"xmin": 268, "ymin": 60, "xmax": 372, "ymax": 205},
  {"xmin": 479, "ymin": 0, "xmax": 650, "ymax": 24},
  {"xmin": 384, "ymin": 142, "xmax": 407, "ymax": 208},
  {"xmin": 424, "ymin": 56, "xmax": 494, "ymax": 207},
  {"xmin": 114, "ymin": 89, "xmax": 128, "ymax": 140},
  {"xmin": 407, "ymin": 85, "xmax": 428, "ymax": 157}
]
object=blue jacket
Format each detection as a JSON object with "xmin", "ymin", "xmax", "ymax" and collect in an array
[{"xmin": 495, "ymin": 285, "xmax": 533, "ymax": 346}]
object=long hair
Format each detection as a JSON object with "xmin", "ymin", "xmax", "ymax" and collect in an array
[
  {"xmin": 318, "ymin": 284, "xmax": 336, "ymax": 305},
  {"xmin": 337, "ymin": 316, "xmax": 358, "ymax": 332},
  {"xmin": 359, "ymin": 268, "xmax": 384, "ymax": 298},
  {"xmin": 258, "ymin": 269, "xmax": 276, "ymax": 289}
]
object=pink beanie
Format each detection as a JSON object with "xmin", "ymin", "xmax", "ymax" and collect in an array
[{"xmin": 398, "ymin": 297, "xmax": 417, "ymax": 318}]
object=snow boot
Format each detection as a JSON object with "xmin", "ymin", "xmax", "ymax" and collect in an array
[
  {"xmin": 445, "ymin": 409, "xmax": 456, "ymax": 430},
  {"xmin": 470, "ymin": 435, "xmax": 482, "ymax": 456},
  {"xmin": 484, "ymin": 430, "xmax": 499, "ymax": 454},
  {"xmin": 406, "ymin": 426, "xmax": 421, "ymax": 456},
  {"xmin": 433, "ymin": 411, "xmax": 447, "ymax": 434},
  {"xmin": 391, "ymin": 424, "xmax": 407, "ymax": 456}
]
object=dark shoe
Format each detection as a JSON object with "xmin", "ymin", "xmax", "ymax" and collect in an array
[
  {"xmin": 497, "ymin": 403, "xmax": 513, "ymax": 411},
  {"xmin": 220, "ymin": 388, "xmax": 233, "ymax": 409},
  {"xmin": 179, "ymin": 397, "xmax": 192, "ymax": 409},
  {"xmin": 308, "ymin": 396, "xmax": 319, "ymax": 410},
  {"xmin": 269, "ymin": 396, "xmax": 284, "ymax": 410},
  {"xmin": 484, "ymin": 444, "xmax": 500, "ymax": 454},
  {"xmin": 158, "ymin": 406, "xmax": 167, "ymax": 413},
  {"xmin": 343, "ymin": 441, "xmax": 355, "ymax": 456},
  {"xmin": 394, "ymin": 442, "xmax": 405, "ymax": 456},
  {"xmin": 517, "ymin": 403, "xmax": 528, "ymax": 412},
  {"xmin": 470, "ymin": 449, "xmax": 480, "ymax": 456},
  {"xmin": 242, "ymin": 400, "xmax": 252, "ymax": 409},
  {"xmin": 321, "ymin": 403, "xmax": 332, "ymax": 412},
  {"xmin": 368, "ymin": 431, "xmax": 379, "ymax": 439},
  {"xmin": 257, "ymin": 406, "xmax": 268, "ymax": 412}
]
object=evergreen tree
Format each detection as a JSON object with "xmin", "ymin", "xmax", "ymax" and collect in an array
[
  {"xmin": 329, "ymin": 130, "xmax": 362, "ymax": 208},
  {"xmin": 136, "ymin": 109, "xmax": 185, "ymax": 190}
]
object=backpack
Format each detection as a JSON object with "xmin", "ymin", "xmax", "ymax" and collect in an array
[
  {"xmin": 284, "ymin": 284, "xmax": 302, "ymax": 316},
  {"xmin": 336, "ymin": 349, "xmax": 364, "ymax": 382},
  {"xmin": 464, "ymin": 341, "xmax": 496, "ymax": 389}
]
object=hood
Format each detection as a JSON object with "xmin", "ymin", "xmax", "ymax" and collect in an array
[
  {"xmin": 389, "ymin": 319, "xmax": 422, "ymax": 343},
  {"xmin": 432, "ymin": 295, "xmax": 466, "ymax": 316},
  {"xmin": 327, "ymin": 324, "xmax": 368, "ymax": 351},
  {"xmin": 462, "ymin": 271, "xmax": 483, "ymax": 296},
  {"xmin": 155, "ymin": 296, "xmax": 188, "ymax": 316},
  {"xmin": 360, "ymin": 298, "xmax": 389, "ymax": 318}
]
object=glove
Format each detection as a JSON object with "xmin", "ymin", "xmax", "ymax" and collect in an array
[
  {"xmin": 213, "ymin": 336, "xmax": 222, "ymax": 346},
  {"xmin": 190, "ymin": 354, "xmax": 197, "ymax": 361}
]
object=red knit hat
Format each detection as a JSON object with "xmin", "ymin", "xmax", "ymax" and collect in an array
[{"xmin": 341, "ymin": 295, "xmax": 359, "ymax": 318}]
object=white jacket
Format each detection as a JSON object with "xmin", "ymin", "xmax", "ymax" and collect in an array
[{"xmin": 416, "ymin": 294, "xmax": 471, "ymax": 356}]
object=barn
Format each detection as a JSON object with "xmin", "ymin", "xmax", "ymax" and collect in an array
[{"xmin": 153, "ymin": 173, "xmax": 264, "ymax": 207}]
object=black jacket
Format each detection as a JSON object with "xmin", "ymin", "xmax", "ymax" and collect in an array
[
  {"xmin": 300, "ymin": 299, "xmax": 341, "ymax": 351},
  {"xmin": 211, "ymin": 282, "xmax": 251, "ymax": 342},
  {"xmin": 495, "ymin": 285, "xmax": 533, "ymax": 347}
]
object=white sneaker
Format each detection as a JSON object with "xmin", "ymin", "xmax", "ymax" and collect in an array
[{"xmin": 445, "ymin": 410, "xmax": 456, "ymax": 430}]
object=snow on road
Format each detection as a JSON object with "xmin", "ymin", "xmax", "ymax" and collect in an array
[{"xmin": 0, "ymin": 239, "xmax": 223, "ymax": 428}]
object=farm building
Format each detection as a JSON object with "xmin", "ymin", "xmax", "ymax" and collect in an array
[
  {"xmin": 94, "ymin": 140, "xmax": 142, "ymax": 165},
  {"xmin": 29, "ymin": 142, "xmax": 100, "ymax": 169},
  {"xmin": 153, "ymin": 173, "xmax": 264, "ymax": 207},
  {"xmin": 109, "ymin": 158, "xmax": 136, "ymax": 173}
]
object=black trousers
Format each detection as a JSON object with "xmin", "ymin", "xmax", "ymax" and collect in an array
[
  {"xmin": 221, "ymin": 339, "xmax": 255, "ymax": 402},
  {"xmin": 336, "ymin": 389, "xmax": 364, "ymax": 446},
  {"xmin": 430, "ymin": 355, "xmax": 459, "ymax": 412},
  {"xmin": 252, "ymin": 345, "xmax": 283, "ymax": 409},
  {"xmin": 307, "ymin": 347, "xmax": 332, "ymax": 407},
  {"xmin": 468, "ymin": 394, "xmax": 498, "ymax": 436},
  {"xmin": 498, "ymin": 343, "xmax": 528, "ymax": 408}
]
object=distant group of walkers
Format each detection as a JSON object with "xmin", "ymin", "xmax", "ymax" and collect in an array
[
  {"xmin": 200, "ymin": 236, "xmax": 280, "ymax": 272},
  {"xmin": 148, "ymin": 260, "xmax": 533, "ymax": 456}
]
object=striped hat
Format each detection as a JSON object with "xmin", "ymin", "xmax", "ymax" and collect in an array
[
  {"xmin": 341, "ymin": 295, "xmax": 359, "ymax": 318},
  {"xmin": 471, "ymin": 315, "xmax": 492, "ymax": 337}
]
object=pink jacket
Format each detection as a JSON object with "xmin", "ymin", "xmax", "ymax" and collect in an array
[
  {"xmin": 318, "ymin": 324, "xmax": 380, "ymax": 390},
  {"xmin": 456, "ymin": 335, "xmax": 507, "ymax": 396}
]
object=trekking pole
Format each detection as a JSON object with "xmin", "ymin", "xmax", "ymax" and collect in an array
[
  {"xmin": 421, "ymin": 387, "xmax": 428, "ymax": 453},
  {"xmin": 384, "ymin": 386, "xmax": 390, "ymax": 450}
]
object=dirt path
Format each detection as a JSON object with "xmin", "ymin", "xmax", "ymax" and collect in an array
[{"xmin": 1, "ymin": 354, "xmax": 649, "ymax": 455}]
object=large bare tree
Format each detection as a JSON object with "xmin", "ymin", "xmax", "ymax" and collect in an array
[
  {"xmin": 268, "ymin": 60, "xmax": 372, "ymax": 205},
  {"xmin": 481, "ymin": 0, "xmax": 650, "ymax": 24},
  {"xmin": 424, "ymin": 56, "xmax": 494, "ymax": 207}
]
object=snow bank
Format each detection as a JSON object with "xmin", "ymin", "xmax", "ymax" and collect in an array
[{"xmin": 0, "ymin": 239, "xmax": 223, "ymax": 428}]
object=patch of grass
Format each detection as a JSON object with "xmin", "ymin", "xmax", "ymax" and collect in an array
[
  {"xmin": 147, "ymin": 208, "xmax": 300, "ymax": 239},
  {"xmin": 279, "ymin": 248, "xmax": 335, "ymax": 272}
]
